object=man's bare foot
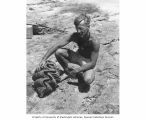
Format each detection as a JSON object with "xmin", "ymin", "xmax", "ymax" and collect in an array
[{"xmin": 60, "ymin": 73, "xmax": 68, "ymax": 81}]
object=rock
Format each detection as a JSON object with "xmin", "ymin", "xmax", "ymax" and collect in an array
[{"xmin": 27, "ymin": 25, "xmax": 33, "ymax": 39}]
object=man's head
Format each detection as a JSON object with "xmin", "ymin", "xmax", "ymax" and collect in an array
[{"xmin": 74, "ymin": 14, "xmax": 90, "ymax": 38}]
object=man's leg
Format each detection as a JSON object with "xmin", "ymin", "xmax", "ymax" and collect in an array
[
  {"xmin": 55, "ymin": 48, "xmax": 95, "ymax": 84},
  {"xmin": 55, "ymin": 48, "xmax": 78, "ymax": 76},
  {"xmin": 55, "ymin": 48, "xmax": 70, "ymax": 71},
  {"xmin": 77, "ymin": 60, "xmax": 95, "ymax": 85},
  {"xmin": 83, "ymin": 69, "xmax": 95, "ymax": 85},
  {"xmin": 76, "ymin": 69, "xmax": 95, "ymax": 92}
]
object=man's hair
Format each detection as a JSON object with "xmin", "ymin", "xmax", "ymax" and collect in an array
[{"xmin": 74, "ymin": 13, "xmax": 91, "ymax": 28}]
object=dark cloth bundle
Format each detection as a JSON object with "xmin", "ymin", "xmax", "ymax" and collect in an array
[{"xmin": 32, "ymin": 60, "xmax": 61, "ymax": 98}]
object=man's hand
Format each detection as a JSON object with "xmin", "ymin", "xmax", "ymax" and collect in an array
[
  {"xmin": 69, "ymin": 68, "xmax": 80, "ymax": 78},
  {"xmin": 36, "ymin": 60, "xmax": 46, "ymax": 72},
  {"xmin": 39, "ymin": 60, "xmax": 46, "ymax": 67}
]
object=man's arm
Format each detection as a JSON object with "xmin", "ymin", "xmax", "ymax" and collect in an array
[
  {"xmin": 40, "ymin": 34, "xmax": 73, "ymax": 64},
  {"xmin": 75, "ymin": 40, "xmax": 100, "ymax": 73}
]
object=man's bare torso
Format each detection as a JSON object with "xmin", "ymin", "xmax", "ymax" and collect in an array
[{"xmin": 70, "ymin": 32, "xmax": 98, "ymax": 59}]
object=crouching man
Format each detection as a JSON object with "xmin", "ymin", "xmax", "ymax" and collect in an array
[{"xmin": 37, "ymin": 14, "xmax": 100, "ymax": 87}]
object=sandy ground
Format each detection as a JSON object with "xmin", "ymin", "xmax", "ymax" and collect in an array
[{"xmin": 27, "ymin": 0, "xmax": 119, "ymax": 114}]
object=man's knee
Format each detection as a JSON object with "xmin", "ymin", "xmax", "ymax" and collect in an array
[
  {"xmin": 84, "ymin": 71, "xmax": 95, "ymax": 85},
  {"xmin": 84, "ymin": 77, "xmax": 94, "ymax": 85},
  {"xmin": 55, "ymin": 49, "xmax": 67, "ymax": 57}
]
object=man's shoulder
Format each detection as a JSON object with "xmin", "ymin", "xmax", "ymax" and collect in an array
[
  {"xmin": 68, "ymin": 32, "xmax": 79, "ymax": 42},
  {"xmin": 62, "ymin": 32, "xmax": 78, "ymax": 42},
  {"xmin": 67, "ymin": 32, "xmax": 78, "ymax": 38},
  {"xmin": 71, "ymin": 32, "xmax": 79, "ymax": 38}
]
